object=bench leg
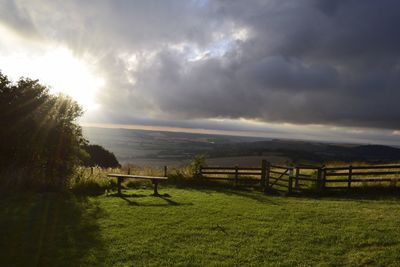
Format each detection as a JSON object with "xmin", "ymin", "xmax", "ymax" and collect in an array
[
  {"xmin": 117, "ymin": 177, "xmax": 122, "ymax": 195},
  {"xmin": 153, "ymin": 181, "xmax": 159, "ymax": 196}
]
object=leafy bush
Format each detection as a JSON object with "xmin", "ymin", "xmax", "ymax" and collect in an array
[
  {"xmin": 0, "ymin": 72, "xmax": 86, "ymax": 190},
  {"xmin": 190, "ymin": 154, "xmax": 205, "ymax": 177},
  {"xmin": 82, "ymin": 144, "xmax": 120, "ymax": 168}
]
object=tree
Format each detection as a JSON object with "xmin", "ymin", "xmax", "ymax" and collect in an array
[
  {"xmin": 0, "ymin": 72, "xmax": 87, "ymax": 190},
  {"xmin": 82, "ymin": 144, "xmax": 120, "ymax": 168}
]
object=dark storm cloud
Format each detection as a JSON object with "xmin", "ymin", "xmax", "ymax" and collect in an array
[{"xmin": 2, "ymin": 0, "xmax": 400, "ymax": 130}]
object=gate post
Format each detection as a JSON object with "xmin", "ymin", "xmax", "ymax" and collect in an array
[
  {"xmin": 288, "ymin": 167, "xmax": 294, "ymax": 194},
  {"xmin": 316, "ymin": 168, "xmax": 325, "ymax": 193},
  {"xmin": 261, "ymin": 160, "xmax": 267, "ymax": 190}
]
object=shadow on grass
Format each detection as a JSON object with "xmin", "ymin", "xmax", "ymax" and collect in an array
[
  {"xmin": 169, "ymin": 178, "xmax": 400, "ymax": 202},
  {"xmin": 0, "ymin": 192, "xmax": 108, "ymax": 267},
  {"xmin": 289, "ymin": 187, "xmax": 400, "ymax": 201},
  {"xmin": 170, "ymin": 179, "xmax": 280, "ymax": 205},
  {"xmin": 107, "ymin": 192, "xmax": 193, "ymax": 207}
]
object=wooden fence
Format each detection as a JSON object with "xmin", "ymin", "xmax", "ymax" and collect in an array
[
  {"xmin": 324, "ymin": 165, "xmax": 400, "ymax": 190},
  {"xmin": 199, "ymin": 166, "xmax": 263, "ymax": 186},
  {"xmin": 200, "ymin": 161, "xmax": 400, "ymax": 194}
]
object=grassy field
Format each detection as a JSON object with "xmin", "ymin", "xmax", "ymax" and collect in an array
[{"xmin": 1, "ymin": 185, "xmax": 400, "ymax": 266}]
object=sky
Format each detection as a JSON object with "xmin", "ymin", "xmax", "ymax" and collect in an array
[{"xmin": 1, "ymin": 0, "xmax": 400, "ymax": 146}]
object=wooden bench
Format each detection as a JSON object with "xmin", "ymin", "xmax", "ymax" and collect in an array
[{"xmin": 107, "ymin": 174, "xmax": 168, "ymax": 195}]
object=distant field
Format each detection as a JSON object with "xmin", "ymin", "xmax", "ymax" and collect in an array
[
  {"xmin": 206, "ymin": 155, "xmax": 289, "ymax": 167},
  {"xmin": 125, "ymin": 158, "xmax": 191, "ymax": 168},
  {"xmin": 1, "ymin": 187, "xmax": 400, "ymax": 266},
  {"xmin": 83, "ymin": 127, "xmax": 400, "ymax": 168},
  {"xmin": 83, "ymin": 126, "xmax": 273, "ymax": 166},
  {"xmin": 124, "ymin": 155, "xmax": 290, "ymax": 168}
]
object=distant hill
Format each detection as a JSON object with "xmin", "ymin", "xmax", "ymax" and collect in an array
[
  {"xmin": 210, "ymin": 140, "xmax": 400, "ymax": 163},
  {"xmin": 83, "ymin": 127, "xmax": 400, "ymax": 166}
]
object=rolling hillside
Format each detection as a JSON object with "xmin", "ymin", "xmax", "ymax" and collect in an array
[{"xmin": 83, "ymin": 127, "xmax": 400, "ymax": 166}]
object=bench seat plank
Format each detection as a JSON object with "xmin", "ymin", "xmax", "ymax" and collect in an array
[{"xmin": 107, "ymin": 174, "xmax": 168, "ymax": 180}]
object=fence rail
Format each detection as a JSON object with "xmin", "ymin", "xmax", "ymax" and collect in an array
[
  {"xmin": 199, "ymin": 165, "xmax": 263, "ymax": 186},
  {"xmin": 323, "ymin": 165, "xmax": 400, "ymax": 189},
  {"xmin": 199, "ymin": 162, "xmax": 400, "ymax": 194}
]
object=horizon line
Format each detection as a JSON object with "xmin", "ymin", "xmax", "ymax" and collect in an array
[{"xmin": 80, "ymin": 122, "xmax": 272, "ymax": 139}]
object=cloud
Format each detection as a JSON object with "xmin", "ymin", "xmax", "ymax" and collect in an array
[
  {"xmin": 1, "ymin": 0, "xmax": 400, "ymax": 132},
  {"xmin": 0, "ymin": 0, "xmax": 40, "ymax": 38}
]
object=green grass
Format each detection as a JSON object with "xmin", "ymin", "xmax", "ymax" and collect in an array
[{"xmin": 1, "ymin": 186, "xmax": 400, "ymax": 266}]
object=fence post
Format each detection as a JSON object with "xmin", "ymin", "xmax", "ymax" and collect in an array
[
  {"xmin": 261, "ymin": 160, "xmax": 267, "ymax": 190},
  {"xmin": 90, "ymin": 167, "xmax": 94, "ymax": 176},
  {"xmin": 235, "ymin": 166, "xmax": 239, "ymax": 186},
  {"xmin": 128, "ymin": 168, "xmax": 131, "ymax": 175},
  {"xmin": 198, "ymin": 165, "xmax": 203, "ymax": 179},
  {"xmin": 164, "ymin": 166, "xmax": 168, "ymax": 177},
  {"xmin": 288, "ymin": 167, "xmax": 294, "ymax": 194},
  {"xmin": 316, "ymin": 168, "xmax": 322, "ymax": 192},
  {"xmin": 348, "ymin": 165, "xmax": 353, "ymax": 189},
  {"xmin": 321, "ymin": 167, "xmax": 326, "ymax": 192},
  {"xmin": 265, "ymin": 162, "xmax": 271, "ymax": 192},
  {"xmin": 295, "ymin": 167, "xmax": 299, "ymax": 189}
]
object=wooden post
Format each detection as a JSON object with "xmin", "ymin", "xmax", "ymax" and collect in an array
[
  {"xmin": 295, "ymin": 167, "xmax": 299, "ymax": 189},
  {"xmin": 164, "ymin": 166, "xmax": 168, "ymax": 177},
  {"xmin": 266, "ymin": 162, "xmax": 271, "ymax": 191},
  {"xmin": 316, "ymin": 168, "xmax": 322, "ymax": 192},
  {"xmin": 288, "ymin": 167, "xmax": 293, "ymax": 194},
  {"xmin": 90, "ymin": 167, "xmax": 94, "ymax": 175},
  {"xmin": 348, "ymin": 165, "xmax": 353, "ymax": 189},
  {"xmin": 261, "ymin": 160, "xmax": 267, "ymax": 190},
  {"xmin": 235, "ymin": 166, "xmax": 239, "ymax": 186},
  {"xmin": 128, "ymin": 168, "xmax": 131, "ymax": 175},
  {"xmin": 322, "ymin": 168, "xmax": 326, "ymax": 190},
  {"xmin": 117, "ymin": 177, "xmax": 122, "ymax": 195}
]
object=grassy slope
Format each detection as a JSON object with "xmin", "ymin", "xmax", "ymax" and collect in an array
[{"xmin": 1, "ymin": 187, "xmax": 400, "ymax": 266}]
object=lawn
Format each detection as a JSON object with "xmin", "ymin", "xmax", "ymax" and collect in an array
[{"xmin": 1, "ymin": 186, "xmax": 400, "ymax": 266}]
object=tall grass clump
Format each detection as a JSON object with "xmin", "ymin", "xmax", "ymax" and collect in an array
[{"xmin": 69, "ymin": 167, "xmax": 113, "ymax": 195}]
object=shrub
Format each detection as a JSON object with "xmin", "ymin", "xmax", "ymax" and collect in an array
[
  {"xmin": 0, "ymin": 72, "xmax": 86, "ymax": 190},
  {"xmin": 190, "ymin": 154, "xmax": 205, "ymax": 177},
  {"xmin": 82, "ymin": 144, "xmax": 120, "ymax": 168}
]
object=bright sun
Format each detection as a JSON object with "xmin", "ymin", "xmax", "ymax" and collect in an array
[
  {"xmin": 0, "ymin": 28, "xmax": 104, "ymax": 111},
  {"xmin": 34, "ymin": 47, "xmax": 104, "ymax": 110}
]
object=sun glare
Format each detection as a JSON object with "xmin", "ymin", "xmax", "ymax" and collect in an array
[
  {"xmin": 0, "ymin": 32, "xmax": 103, "ymax": 110},
  {"xmin": 36, "ymin": 48, "xmax": 104, "ymax": 110}
]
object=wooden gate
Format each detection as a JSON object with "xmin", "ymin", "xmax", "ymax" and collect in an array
[
  {"xmin": 265, "ymin": 165, "xmax": 321, "ymax": 194},
  {"xmin": 266, "ymin": 165, "xmax": 293, "ymax": 193}
]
